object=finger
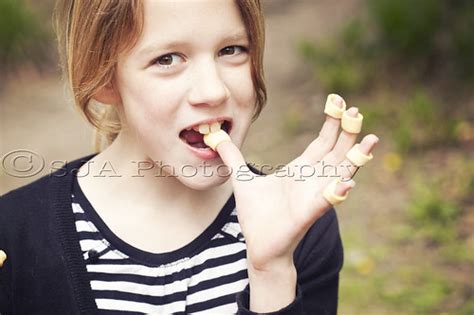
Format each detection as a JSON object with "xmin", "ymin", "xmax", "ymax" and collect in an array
[
  {"xmin": 301, "ymin": 94, "xmax": 346, "ymax": 164},
  {"xmin": 338, "ymin": 134, "xmax": 379, "ymax": 180},
  {"xmin": 324, "ymin": 107, "xmax": 360, "ymax": 166},
  {"xmin": 310, "ymin": 178, "xmax": 356, "ymax": 222},
  {"xmin": 215, "ymin": 139, "xmax": 250, "ymax": 182},
  {"xmin": 335, "ymin": 178, "xmax": 356, "ymax": 196}
]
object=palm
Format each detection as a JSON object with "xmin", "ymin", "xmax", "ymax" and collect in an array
[{"xmin": 232, "ymin": 156, "xmax": 322, "ymax": 267}]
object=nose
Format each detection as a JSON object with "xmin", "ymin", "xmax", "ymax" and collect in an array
[{"xmin": 187, "ymin": 58, "xmax": 230, "ymax": 107}]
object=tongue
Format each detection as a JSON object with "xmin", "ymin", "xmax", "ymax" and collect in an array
[{"xmin": 181, "ymin": 129, "xmax": 207, "ymax": 148}]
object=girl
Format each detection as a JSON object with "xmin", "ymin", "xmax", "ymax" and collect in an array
[{"xmin": 0, "ymin": 0, "xmax": 379, "ymax": 314}]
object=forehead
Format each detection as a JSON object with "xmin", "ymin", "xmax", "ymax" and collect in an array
[{"xmin": 134, "ymin": 0, "xmax": 247, "ymax": 56}]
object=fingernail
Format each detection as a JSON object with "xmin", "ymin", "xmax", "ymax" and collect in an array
[
  {"xmin": 332, "ymin": 94, "xmax": 344, "ymax": 108},
  {"xmin": 341, "ymin": 178, "xmax": 356, "ymax": 188},
  {"xmin": 348, "ymin": 107, "xmax": 359, "ymax": 117}
]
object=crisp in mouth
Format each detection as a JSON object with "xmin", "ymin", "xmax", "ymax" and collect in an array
[{"xmin": 179, "ymin": 120, "xmax": 232, "ymax": 149}]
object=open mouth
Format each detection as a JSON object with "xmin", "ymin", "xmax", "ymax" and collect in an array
[{"xmin": 179, "ymin": 120, "xmax": 232, "ymax": 149}]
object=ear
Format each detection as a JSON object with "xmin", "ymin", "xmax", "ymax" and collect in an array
[{"xmin": 92, "ymin": 82, "xmax": 121, "ymax": 105}]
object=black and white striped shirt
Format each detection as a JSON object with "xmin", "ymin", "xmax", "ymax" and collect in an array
[{"xmin": 72, "ymin": 177, "xmax": 249, "ymax": 314}]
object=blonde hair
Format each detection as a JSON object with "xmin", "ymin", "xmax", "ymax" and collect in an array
[{"xmin": 53, "ymin": 0, "xmax": 267, "ymax": 152}]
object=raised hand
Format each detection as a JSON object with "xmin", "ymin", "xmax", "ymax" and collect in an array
[{"xmin": 211, "ymin": 94, "xmax": 379, "ymax": 273}]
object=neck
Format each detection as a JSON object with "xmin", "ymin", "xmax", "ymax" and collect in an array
[{"xmin": 77, "ymin": 131, "xmax": 234, "ymax": 218}]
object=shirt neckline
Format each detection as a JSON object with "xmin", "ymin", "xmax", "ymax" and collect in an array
[{"xmin": 72, "ymin": 175, "xmax": 236, "ymax": 266}]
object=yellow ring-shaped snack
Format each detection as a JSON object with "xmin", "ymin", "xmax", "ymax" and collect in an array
[
  {"xmin": 341, "ymin": 110, "xmax": 363, "ymax": 134},
  {"xmin": 0, "ymin": 250, "xmax": 7, "ymax": 267},
  {"xmin": 346, "ymin": 144, "xmax": 373, "ymax": 167},
  {"xmin": 203, "ymin": 129, "xmax": 231, "ymax": 151},
  {"xmin": 323, "ymin": 178, "xmax": 349, "ymax": 205},
  {"xmin": 324, "ymin": 94, "xmax": 346, "ymax": 119}
]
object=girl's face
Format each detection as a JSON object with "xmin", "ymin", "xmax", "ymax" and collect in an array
[{"xmin": 113, "ymin": 0, "xmax": 257, "ymax": 189}]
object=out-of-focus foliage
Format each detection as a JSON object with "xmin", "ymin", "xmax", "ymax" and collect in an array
[
  {"xmin": 408, "ymin": 176, "xmax": 462, "ymax": 244},
  {"xmin": 391, "ymin": 91, "xmax": 459, "ymax": 154},
  {"xmin": 0, "ymin": 0, "xmax": 51, "ymax": 75},
  {"xmin": 368, "ymin": 0, "xmax": 442, "ymax": 58},
  {"xmin": 450, "ymin": 2, "xmax": 474, "ymax": 80},
  {"xmin": 368, "ymin": 0, "xmax": 474, "ymax": 79},
  {"xmin": 300, "ymin": 0, "xmax": 474, "ymax": 93},
  {"xmin": 360, "ymin": 90, "xmax": 460, "ymax": 154},
  {"xmin": 378, "ymin": 266, "xmax": 451, "ymax": 314},
  {"xmin": 298, "ymin": 19, "xmax": 375, "ymax": 94}
]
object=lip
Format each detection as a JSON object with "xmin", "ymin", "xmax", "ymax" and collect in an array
[
  {"xmin": 181, "ymin": 116, "xmax": 233, "ymax": 133},
  {"xmin": 182, "ymin": 141, "xmax": 221, "ymax": 160}
]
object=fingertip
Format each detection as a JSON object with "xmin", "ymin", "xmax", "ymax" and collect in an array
[
  {"xmin": 367, "ymin": 133, "xmax": 380, "ymax": 143},
  {"xmin": 331, "ymin": 94, "xmax": 345, "ymax": 108},
  {"xmin": 347, "ymin": 107, "xmax": 359, "ymax": 117},
  {"xmin": 344, "ymin": 178, "xmax": 356, "ymax": 187},
  {"xmin": 358, "ymin": 134, "xmax": 378, "ymax": 152},
  {"xmin": 336, "ymin": 178, "xmax": 356, "ymax": 195}
]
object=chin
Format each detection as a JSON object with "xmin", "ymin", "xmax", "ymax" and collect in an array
[{"xmin": 179, "ymin": 172, "xmax": 231, "ymax": 191}]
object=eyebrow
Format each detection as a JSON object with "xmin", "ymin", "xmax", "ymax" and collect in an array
[{"xmin": 136, "ymin": 29, "xmax": 249, "ymax": 59}]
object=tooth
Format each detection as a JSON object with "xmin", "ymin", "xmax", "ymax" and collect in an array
[
  {"xmin": 192, "ymin": 126, "xmax": 199, "ymax": 132},
  {"xmin": 198, "ymin": 124, "xmax": 210, "ymax": 134},
  {"xmin": 203, "ymin": 129, "xmax": 231, "ymax": 151},
  {"xmin": 210, "ymin": 121, "xmax": 222, "ymax": 132},
  {"xmin": 186, "ymin": 127, "xmax": 192, "ymax": 131}
]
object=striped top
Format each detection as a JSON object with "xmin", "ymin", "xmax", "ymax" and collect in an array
[{"xmin": 71, "ymin": 177, "xmax": 249, "ymax": 314}]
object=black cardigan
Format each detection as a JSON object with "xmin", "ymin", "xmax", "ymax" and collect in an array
[{"xmin": 0, "ymin": 154, "xmax": 343, "ymax": 314}]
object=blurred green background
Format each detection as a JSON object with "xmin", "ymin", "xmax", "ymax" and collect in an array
[{"xmin": 0, "ymin": 0, "xmax": 473, "ymax": 314}]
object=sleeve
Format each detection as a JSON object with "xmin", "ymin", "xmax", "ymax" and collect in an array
[
  {"xmin": 235, "ymin": 208, "xmax": 343, "ymax": 315},
  {"xmin": 0, "ymin": 280, "xmax": 11, "ymax": 314},
  {"xmin": 0, "ymin": 197, "xmax": 13, "ymax": 313}
]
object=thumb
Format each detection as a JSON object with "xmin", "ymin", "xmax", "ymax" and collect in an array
[{"xmin": 215, "ymin": 139, "xmax": 249, "ymax": 182}]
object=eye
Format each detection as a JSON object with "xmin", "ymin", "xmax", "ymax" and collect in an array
[
  {"xmin": 219, "ymin": 45, "xmax": 248, "ymax": 57},
  {"xmin": 152, "ymin": 53, "xmax": 185, "ymax": 68}
]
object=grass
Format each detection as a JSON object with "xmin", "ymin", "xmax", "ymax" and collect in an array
[
  {"xmin": 407, "ymin": 176, "xmax": 462, "ymax": 244},
  {"xmin": 377, "ymin": 266, "xmax": 451, "ymax": 314}
]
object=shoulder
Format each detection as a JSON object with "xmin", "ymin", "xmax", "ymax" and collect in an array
[
  {"xmin": 1, "ymin": 153, "xmax": 97, "ymax": 200},
  {"xmin": 1, "ymin": 175, "xmax": 50, "ymax": 207},
  {"xmin": 0, "ymin": 174, "xmax": 53, "ymax": 232},
  {"xmin": 0, "ymin": 153, "xmax": 97, "ymax": 229},
  {"xmin": 1, "ymin": 158, "xmax": 73, "ymax": 209}
]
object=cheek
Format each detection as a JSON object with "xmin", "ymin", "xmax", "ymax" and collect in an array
[
  {"xmin": 226, "ymin": 66, "xmax": 257, "ymax": 110},
  {"xmin": 118, "ymin": 76, "xmax": 184, "ymax": 129}
]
